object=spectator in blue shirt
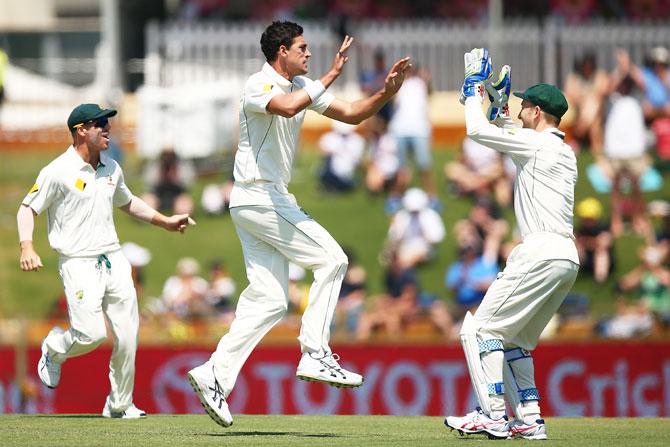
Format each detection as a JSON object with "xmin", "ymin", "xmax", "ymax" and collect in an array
[
  {"xmin": 618, "ymin": 47, "xmax": 670, "ymax": 122},
  {"xmin": 445, "ymin": 241, "xmax": 499, "ymax": 318}
]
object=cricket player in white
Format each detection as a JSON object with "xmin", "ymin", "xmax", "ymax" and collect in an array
[
  {"xmin": 444, "ymin": 49, "xmax": 579, "ymax": 440},
  {"xmin": 18, "ymin": 103, "xmax": 194, "ymax": 418},
  {"xmin": 187, "ymin": 21, "xmax": 410, "ymax": 428}
]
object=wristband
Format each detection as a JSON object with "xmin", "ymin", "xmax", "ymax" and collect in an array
[{"xmin": 304, "ymin": 80, "xmax": 326, "ymax": 102}]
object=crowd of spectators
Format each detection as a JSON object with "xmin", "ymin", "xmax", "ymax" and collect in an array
[
  {"xmin": 174, "ymin": 0, "xmax": 670, "ymax": 21},
  {"xmin": 116, "ymin": 44, "xmax": 670, "ymax": 342}
]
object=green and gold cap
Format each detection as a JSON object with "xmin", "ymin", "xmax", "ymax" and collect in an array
[
  {"xmin": 513, "ymin": 84, "xmax": 568, "ymax": 119},
  {"xmin": 67, "ymin": 103, "xmax": 117, "ymax": 130}
]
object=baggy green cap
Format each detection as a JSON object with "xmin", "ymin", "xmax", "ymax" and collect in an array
[
  {"xmin": 67, "ymin": 103, "xmax": 117, "ymax": 130},
  {"xmin": 513, "ymin": 84, "xmax": 568, "ymax": 119}
]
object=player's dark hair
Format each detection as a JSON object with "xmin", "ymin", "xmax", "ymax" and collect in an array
[{"xmin": 260, "ymin": 21, "xmax": 303, "ymax": 62}]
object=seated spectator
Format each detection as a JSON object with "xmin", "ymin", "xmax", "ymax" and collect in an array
[
  {"xmin": 445, "ymin": 240, "xmax": 499, "ymax": 333},
  {"xmin": 318, "ymin": 120, "xmax": 366, "ymax": 192},
  {"xmin": 333, "ymin": 251, "xmax": 367, "ymax": 336},
  {"xmin": 356, "ymin": 249, "xmax": 451, "ymax": 340},
  {"xmin": 363, "ymin": 118, "xmax": 408, "ymax": 201},
  {"xmin": 563, "ymin": 52, "xmax": 609, "ymax": 152},
  {"xmin": 160, "ymin": 257, "xmax": 209, "ymax": 319},
  {"xmin": 287, "ymin": 263, "xmax": 309, "ymax": 317},
  {"xmin": 618, "ymin": 245, "xmax": 670, "ymax": 328},
  {"xmin": 142, "ymin": 148, "xmax": 195, "ymax": 215},
  {"xmin": 596, "ymin": 285, "xmax": 655, "ymax": 339},
  {"xmin": 574, "ymin": 197, "xmax": 615, "ymax": 284},
  {"xmin": 649, "ymin": 200, "xmax": 670, "ymax": 262},
  {"xmin": 444, "ymin": 137, "xmax": 513, "ymax": 207},
  {"xmin": 385, "ymin": 187, "xmax": 445, "ymax": 270},
  {"xmin": 201, "ymin": 177, "xmax": 234, "ymax": 216},
  {"xmin": 453, "ymin": 195, "xmax": 509, "ymax": 262},
  {"xmin": 204, "ymin": 259, "xmax": 236, "ymax": 324},
  {"xmin": 121, "ymin": 242, "xmax": 151, "ymax": 299}
]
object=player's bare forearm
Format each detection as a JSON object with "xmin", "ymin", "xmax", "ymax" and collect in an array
[
  {"xmin": 324, "ymin": 56, "xmax": 410, "ymax": 124},
  {"xmin": 152, "ymin": 213, "xmax": 194, "ymax": 233},
  {"xmin": 324, "ymin": 91, "xmax": 392, "ymax": 124},
  {"xmin": 120, "ymin": 196, "xmax": 191, "ymax": 233}
]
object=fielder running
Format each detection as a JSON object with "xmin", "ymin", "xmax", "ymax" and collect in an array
[
  {"xmin": 444, "ymin": 49, "xmax": 579, "ymax": 440},
  {"xmin": 18, "ymin": 103, "xmax": 195, "ymax": 418},
  {"xmin": 187, "ymin": 21, "xmax": 410, "ymax": 428}
]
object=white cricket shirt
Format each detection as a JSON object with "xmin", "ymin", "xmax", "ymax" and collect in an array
[
  {"xmin": 604, "ymin": 94, "xmax": 646, "ymax": 159},
  {"xmin": 389, "ymin": 76, "xmax": 431, "ymax": 137},
  {"xmin": 465, "ymin": 96, "xmax": 579, "ymax": 263},
  {"xmin": 22, "ymin": 146, "xmax": 133, "ymax": 257},
  {"xmin": 231, "ymin": 63, "xmax": 335, "ymax": 207}
]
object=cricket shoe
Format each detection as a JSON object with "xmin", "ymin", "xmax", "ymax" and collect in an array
[
  {"xmin": 187, "ymin": 361, "xmax": 233, "ymax": 428},
  {"xmin": 37, "ymin": 329, "xmax": 63, "ymax": 389},
  {"xmin": 296, "ymin": 349, "xmax": 363, "ymax": 388},
  {"xmin": 508, "ymin": 418, "xmax": 547, "ymax": 440},
  {"xmin": 444, "ymin": 407, "xmax": 509, "ymax": 439},
  {"xmin": 102, "ymin": 397, "xmax": 147, "ymax": 419}
]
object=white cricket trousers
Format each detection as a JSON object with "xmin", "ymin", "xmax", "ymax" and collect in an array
[
  {"xmin": 474, "ymin": 256, "xmax": 579, "ymax": 350},
  {"xmin": 45, "ymin": 249, "xmax": 139, "ymax": 411},
  {"xmin": 211, "ymin": 202, "xmax": 348, "ymax": 397}
]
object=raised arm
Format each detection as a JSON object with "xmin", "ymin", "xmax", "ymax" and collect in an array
[
  {"xmin": 266, "ymin": 36, "xmax": 354, "ymax": 118},
  {"xmin": 323, "ymin": 56, "xmax": 411, "ymax": 124},
  {"xmin": 461, "ymin": 48, "xmax": 536, "ymax": 157}
]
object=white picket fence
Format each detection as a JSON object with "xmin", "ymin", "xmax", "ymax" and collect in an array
[{"xmin": 144, "ymin": 19, "xmax": 670, "ymax": 91}]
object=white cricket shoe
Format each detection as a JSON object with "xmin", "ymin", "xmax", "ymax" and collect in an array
[
  {"xmin": 37, "ymin": 334, "xmax": 62, "ymax": 389},
  {"xmin": 296, "ymin": 349, "xmax": 363, "ymax": 388},
  {"xmin": 508, "ymin": 418, "xmax": 547, "ymax": 440},
  {"xmin": 187, "ymin": 361, "xmax": 233, "ymax": 428},
  {"xmin": 102, "ymin": 397, "xmax": 147, "ymax": 419},
  {"xmin": 444, "ymin": 407, "xmax": 510, "ymax": 439}
]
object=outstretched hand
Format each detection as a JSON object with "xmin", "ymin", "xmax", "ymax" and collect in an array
[
  {"xmin": 385, "ymin": 57, "xmax": 412, "ymax": 95},
  {"xmin": 164, "ymin": 214, "xmax": 197, "ymax": 234},
  {"xmin": 330, "ymin": 35, "xmax": 354, "ymax": 74}
]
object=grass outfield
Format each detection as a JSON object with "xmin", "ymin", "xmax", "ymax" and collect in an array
[
  {"xmin": 2, "ymin": 147, "xmax": 669, "ymax": 320},
  {"xmin": 2, "ymin": 415, "xmax": 670, "ymax": 446}
]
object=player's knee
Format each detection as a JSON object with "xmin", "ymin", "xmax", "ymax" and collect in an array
[
  {"xmin": 330, "ymin": 249, "xmax": 348, "ymax": 271},
  {"xmin": 268, "ymin": 299, "xmax": 289, "ymax": 318},
  {"xmin": 76, "ymin": 326, "xmax": 107, "ymax": 348},
  {"xmin": 314, "ymin": 249, "xmax": 348, "ymax": 275}
]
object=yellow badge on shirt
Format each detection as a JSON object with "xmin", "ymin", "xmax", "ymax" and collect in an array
[
  {"xmin": 75, "ymin": 178, "xmax": 87, "ymax": 191},
  {"xmin": 263, "ymin": 83, "xmax": 273, "ymax": 93},
  {"xmin": 29, "ymin": 183, "xmax": 39, "ymax": 194}
]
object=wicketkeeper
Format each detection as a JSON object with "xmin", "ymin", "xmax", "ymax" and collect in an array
[{"xmin": 444, "ymin": 49, "xmax": 579, "ymax": 440}]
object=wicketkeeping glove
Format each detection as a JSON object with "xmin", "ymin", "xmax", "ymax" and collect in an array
[
  {"xmin": 460, "ymin": 48, "xmax": 492, "ymax": 104},
  {"xmin": 485, "ymin": 65, "xmax": 511, "ymax": 121}
]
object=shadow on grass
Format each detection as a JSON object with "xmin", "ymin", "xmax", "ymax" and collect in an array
[{"xmin": 208, "ymin": 431, "xmax": 344, "ymax": 438}]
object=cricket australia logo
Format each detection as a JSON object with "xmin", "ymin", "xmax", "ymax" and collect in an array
[{"xmin": 75, "ymin": 290, "xmax": 84, "ymax": 301}]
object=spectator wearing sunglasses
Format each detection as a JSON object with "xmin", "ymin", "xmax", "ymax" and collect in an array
[{"xmin": 16, "ymin": 103, "xmax": 196, "ymax": 418}]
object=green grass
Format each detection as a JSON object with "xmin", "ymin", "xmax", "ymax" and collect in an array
[
  {"xmin": 1, "ymin": 146, "xmax": 668, "ymax": 320},
  {"xmin": 1, "ymin": 415, "xmax": 670, "ymax": 446}
]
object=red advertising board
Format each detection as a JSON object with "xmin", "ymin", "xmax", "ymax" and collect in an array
[{"xmin": 1, "ymin": 342, "xmax": 668, "ymax": 416}]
